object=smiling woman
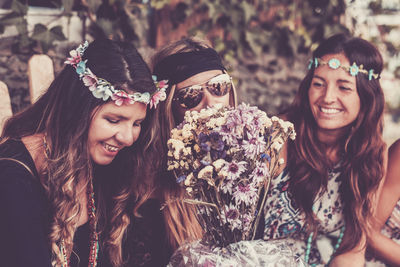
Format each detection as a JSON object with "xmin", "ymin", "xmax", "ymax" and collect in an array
[
  {"xmin": 308, "ymin": 53, "xmax": 360, "ymax": 138},
  {"xmin": 0, "ymin": 38, "xmax": 164, "ymax": 267},
  {"xmin": 262, "ymin": 33, "xmax": 386, "ymax": 267},
  {"xmin": 88, "ymin": 102, "xmax": 147, "ymax": 165}
]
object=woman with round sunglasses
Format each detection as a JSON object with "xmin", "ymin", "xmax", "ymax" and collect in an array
[
  {"xmin": 122, "ymin": 38, "xmax": 238, "ymax": 263},
  {"xmin": 262, "ymin": 33, "xmax": 386, "ymax": 266},
  {"xmin": 0, "ymin": 39, "xmax": 164, "ymax": 267}
]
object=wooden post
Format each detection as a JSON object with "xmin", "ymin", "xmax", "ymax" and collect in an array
[
  {"xmin": 28, "ymin": 54, "xmax": 54, "ymax": 103},
  {"xmin": 0, "ymin": 81, "xmax": 12, "ymax": 131}
]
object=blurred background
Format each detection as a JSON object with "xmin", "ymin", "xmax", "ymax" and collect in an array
[{"xmin": 0, "ymin": 0, "xmax": 399, "ymax": 145}]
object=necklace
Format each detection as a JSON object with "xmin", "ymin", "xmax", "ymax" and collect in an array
[
  {"xmin": 60, "ymin": 179, "xmax": 99, "ymax": 267},
  {"xmin": 304, "ymin": 226, "xmax": 345, "ymax": 267},
  {"xmin": 43, "ymin": 136, "xmax": 99, "ymax": 267}
]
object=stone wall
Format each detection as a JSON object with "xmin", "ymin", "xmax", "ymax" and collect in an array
[{"xmin": 0, "ymin": 39, "xmax": 31, "ymax": 113}]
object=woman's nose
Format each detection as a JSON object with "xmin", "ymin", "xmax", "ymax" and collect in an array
[
  {"xmin": 203, "ymin": 90, "xmax": 229, "ymax": 107},
  {"xmin": 115, "ymin": 125, "xmax": 134, "ymax": 147},
  {"xmin": 322, "ymin": 86, "xmax": 337, "ymax": 104}
]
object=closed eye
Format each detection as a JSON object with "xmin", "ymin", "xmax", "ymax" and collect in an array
[
  {"xmin": 106, "ymin": 118, "xmax": 119, "ymax": 124},
  {"xmin": 339, "ymin": 86, "xmax": 352, "ymax": 91},
  {"xmin": 312, "ymin": 82, "xmax": 324, "ymax": 87}
]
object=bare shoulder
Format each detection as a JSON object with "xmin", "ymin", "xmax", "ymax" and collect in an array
[{"xmin": 385, "ymin": 139, "xmax": 400, "ymax": 187}]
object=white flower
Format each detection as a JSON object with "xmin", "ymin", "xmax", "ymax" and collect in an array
[
  {"xmin": 271, "ymin": 136, "xmax": 284, "ymax": 152},
  {"xmin": 290, "ymin": 131, "xmax": 296, "ymax": 140},
  {"xmin": 220, "ymin": 204, "xmax": 242, "ymax": 231},
  {"xmin": 278, "ymin": 158, "xmax": 285, "ymax": 165},
  {"xmin": 222, "ymin": 161, "xmax": 247, "ymax": 181},
  {"xmin": 233, "ymin": 183, "xmax": 258, "ymax": 206},
  {"xmin": 213, "ymin": 159, "xmax": 227, "ymax": 172},
  {"xmin": 197, "ymin": 165, "xmax": 214, "ymax": 180},
  {"xmin": 167, "ymin": 139, "xmax": 186, "ymax": 159},
  {"xmin": 271, "ymin": 116, "xmax": 279, "ymax": 122},
  {"xmin": 184, "ymin": 173, "xmax": 194, "ymax": 186}
]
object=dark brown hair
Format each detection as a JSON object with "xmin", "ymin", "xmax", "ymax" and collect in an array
[
  {"xmin": 1, "ymin": 38, "xmax": 156, "ymax": 266},
  {"xmin": 287, "ymin": 33, "xmax": 386, "ymax": 254}
]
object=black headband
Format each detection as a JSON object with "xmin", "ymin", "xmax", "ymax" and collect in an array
[{"xmin": 153, "ymin": 48, "xmax": 226, "ymax": 85}]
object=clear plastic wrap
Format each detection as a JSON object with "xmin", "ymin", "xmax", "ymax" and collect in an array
[{"xmin": 168, "ymin": 239, "xmax": 305, "ymax": 267}]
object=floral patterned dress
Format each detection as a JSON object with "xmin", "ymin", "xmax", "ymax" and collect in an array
[{"xmin": 263, "ymin": 166, "xmax": 345, "ymax": 266}]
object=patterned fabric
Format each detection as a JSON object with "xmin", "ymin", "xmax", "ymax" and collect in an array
[
  {"xmin": 382, "ymin": 200, "xmax": 400, "ymax": 241},
  {"xmin": 263, "ymin": 167, "xmax": 345, "ymax": 266}
]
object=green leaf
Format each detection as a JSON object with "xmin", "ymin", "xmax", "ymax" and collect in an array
[
  {"xmin": 31, "ymin": 24, "xmax": 67, "ymax": 53},
  {"xmin": 0, "ymin": 12, "xmax": 25, "ymax": 26},
  {"xmin": 86, "ymin": 0, "xmax": 100, "ymax": 14},
  {"xmin": 245, "ymin": 30, "xmax": 263, "ymax": 55},
  {"xmin": 49, "ymin": 25, "xmax": 67, "ymax": 41},
  {"xmin": 31, "ymin": 23, "xmax": 48, "ymax": 38},
  {"xmin": 62, "ymin": 0, "xmax": 74, "ymax": 14},
  {"xmin": 11, "ymin": 0, "xmax": 28, "ymax": 15},
  {"xmin": 241, "ymin": 1, "xmax": 256, "ymax": 23},
  {"xmin": 151, "ymin": 0, "xmax": 172, "ymax": 10},
  {"xmin": 95, "ymin": 18, "xmax": 115, "ymax": 38}
]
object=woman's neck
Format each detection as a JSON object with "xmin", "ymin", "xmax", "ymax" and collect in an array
[{"xmin": 317, "ymin": 129, "xmax": 345, "ymax": 164}]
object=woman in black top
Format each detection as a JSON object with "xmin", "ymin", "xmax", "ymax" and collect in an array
[{"xmin": 0, "ymin": 39, "xmax": 165, "ymax": 267}]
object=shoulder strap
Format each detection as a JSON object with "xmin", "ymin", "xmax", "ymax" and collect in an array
[{"xmin": 0, "ymin": 157, "xmax": 35, "ymax": 177}]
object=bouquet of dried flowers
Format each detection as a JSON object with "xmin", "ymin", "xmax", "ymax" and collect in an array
[{"xmin": 167, "ymin": 103, "xmax": 296, "ymax": 249}]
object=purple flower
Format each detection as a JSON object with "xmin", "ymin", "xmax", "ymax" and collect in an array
[
  {"xmin": 221, "ymin": 204, "xmax": 242, "ymax": 231},
  {"xmin": 250, "ymin": 161, "xmax": 270, "ymax": 186},
  {"xmin": 200, "ymin": 142, "xmax": 211, "ymax": 152},
  {"xmin": 220, "ymin": 179, "xmax": 234, "ymax": 195},
  {"xmin": 176, "ymin": 175, "xmax": 186, "ymax": 183},
  {"xmin": 242, "ymin": 133, "xmax": 266, "ymax": 160},
  {"xmin": 233, "ymin": 183, "xmax": 258, "ymax": 206},
  {"xmin": 224, "ymin": 161, "xmax": 247, "ymax": 181}
]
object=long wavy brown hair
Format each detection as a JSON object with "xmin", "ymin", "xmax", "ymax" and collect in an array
[
  {"xmin": 1, "ymin": 39, "xmax": 157, "ymax": 266},
  {"xmin": 286, "ymin": 33, "xmax": 386, "ymax": 254},
  {"xmin": 132, "ymin": 37, "xmax": 237, "ymax": 250}
]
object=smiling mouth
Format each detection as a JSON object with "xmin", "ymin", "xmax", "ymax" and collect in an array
[
  {"xmin": 103, "ymin": 143, "xmax": 120, "ymax": 152},
  {"xmin": 319, "ymin": 106, "xmax": 342, "ymax": 114}
]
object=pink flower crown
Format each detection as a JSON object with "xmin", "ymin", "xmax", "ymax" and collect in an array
[{"xmin": 65, "ymin": 41, "xmax": 168, "ymax": 108}]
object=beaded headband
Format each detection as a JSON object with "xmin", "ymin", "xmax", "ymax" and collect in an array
[
  {"xmin": 308, "ymin": 57, "xmax": 380, "ymax": 80},
  {"xmin": 65, "ymin": 41, "xmax": 168, "ymax": 108}
]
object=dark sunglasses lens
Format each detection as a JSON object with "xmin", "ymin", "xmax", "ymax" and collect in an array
[
  {"xmin": 176, "ymin": 88, "xmax": 203, "ymax": 109},
  {"xmin": 207, "ymin": 82, "xmax": 232, "ymax": 96}
]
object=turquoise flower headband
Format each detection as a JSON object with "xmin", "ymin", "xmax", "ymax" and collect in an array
[
  {"xmin": 65, "ymin": 41, "xmax": 168, "ymax": 108},
  {"xmin": 308, "ymin": 57, "xmax": 380, "ymax": 80}
]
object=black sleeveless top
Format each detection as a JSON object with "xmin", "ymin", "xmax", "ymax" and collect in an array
[{"xmin": 0, "ymin": 139, "xmax": 94, "ymax": 267}]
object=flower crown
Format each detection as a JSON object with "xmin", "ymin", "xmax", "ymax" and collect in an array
[
  {"xmin": 308, "ymin": 57, "xmax": 380, "ymax": 80},
  {"xmin": 65, "ymin": 41, "xmax": 168, "ymax": 108}
]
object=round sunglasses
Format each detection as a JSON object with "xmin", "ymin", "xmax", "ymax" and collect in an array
[{"xmin": 173, "ymin": 73, "xmax": 232, "ymax": 109}]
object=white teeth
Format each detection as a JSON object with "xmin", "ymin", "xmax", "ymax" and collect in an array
[
  {"xmin": 320, "ymin": 107, "xmax": 340, "ymax": 114},
  {"xmin": 104, "ymin": 143, "xmax": 119, "ymax": 152}
]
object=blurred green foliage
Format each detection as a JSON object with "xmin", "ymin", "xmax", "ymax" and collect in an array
[
  {"xmin": 151, "ymin": 0, "xmax": 348, "ymax": 64},
  {"xmin": 0, "ymin": 0, "xmax": 68, "ymax": 53},
  {"xmin": 1, "ymin": 0, "xmax": 348, "ymax": 57}
]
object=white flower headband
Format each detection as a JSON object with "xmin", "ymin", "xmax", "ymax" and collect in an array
[
  {"xmin": 65, "ymin": 41, "xmax": 168, "ymax": 108},
  {"xmin": 308, "ymin": 57, "xmax": 380, "ymax": 80}
]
